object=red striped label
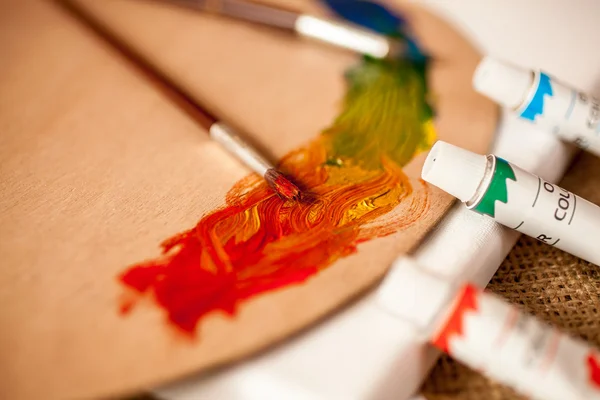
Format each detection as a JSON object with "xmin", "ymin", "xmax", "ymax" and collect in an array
[
  {"xmin": 588, "ymin": 353, "xmax": 600, "ymax": 389},
  {"xmin": 432, "ymin": 284, "xmax": 479, "ymax": 354}
]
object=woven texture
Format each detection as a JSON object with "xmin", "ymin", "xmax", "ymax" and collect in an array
[{"xmin": 421, "ymin": 151, "xmax": 600, "ymax": 400}]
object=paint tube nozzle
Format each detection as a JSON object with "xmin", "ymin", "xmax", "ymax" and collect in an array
[{"xmin": 422, "ymin": 141, "xmax": 488, "ymax": 203}]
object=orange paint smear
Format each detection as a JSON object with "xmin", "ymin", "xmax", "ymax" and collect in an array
[
  {"xmin": 120, "ymin": 141, "xmax": 426, "ymax": 333},
  {"xmin": 119, "ymin": 58, "xmax": 435, "ymax": 334}
]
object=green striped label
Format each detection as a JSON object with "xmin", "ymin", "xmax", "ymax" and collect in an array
[{"xmin": 473, "ymin": 157, "xmax": 517, "ymax": 218}]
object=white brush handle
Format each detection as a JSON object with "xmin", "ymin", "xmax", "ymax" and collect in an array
[{"xmin": 209, "ymin": 122, "xmax": 272, "ymax": 176}]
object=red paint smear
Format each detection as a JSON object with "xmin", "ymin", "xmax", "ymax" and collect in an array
[
  {"xmin": 432, "ymin": 284, "xmax": 479, "ymax": 353},
  {"xmin": 118, "ymin": 142, "xmax": 428, "ymax": 335},
  {"xmin": 587, "ymin": 353, "xmax": 600, "ymax": 389},
  {"xmin": 116, "ymin": 57, "xmax": 436, "ymax": 336}
]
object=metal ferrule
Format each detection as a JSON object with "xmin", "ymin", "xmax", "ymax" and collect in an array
[{"xmin": 466, "ymin": 154, "xmax": 495, "ymax": 208}]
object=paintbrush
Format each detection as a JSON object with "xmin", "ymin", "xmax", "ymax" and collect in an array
[
  {"xmin": 59, "ymin": 0, "xmax": 301, "ymax": 201},
  {"xmin": 198, "ymin": 111, "xmax": 302, "ymax": 201},
  {"xmin": 152, "ymin": 0, "xmax": 408, "ymax": 59}
]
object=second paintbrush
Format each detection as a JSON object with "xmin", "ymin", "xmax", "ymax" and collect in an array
[{"xmin": 154, "ymin": 0, "xmax": 404, "ymax": 59}]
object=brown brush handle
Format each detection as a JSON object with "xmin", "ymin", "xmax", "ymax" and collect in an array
[
  {"xmin": 60, "ymin": 0, "xmax": 218, "ymax": 132},
  {"xmin": 160, "ymin": 0, "xmax": 300, "ymax": 30}
]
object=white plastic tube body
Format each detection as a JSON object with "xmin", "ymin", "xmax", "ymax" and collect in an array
[
  {"xmin": 378, "ymin": 258, "xmax": 600, "ymax": 400},
  {"xmin": 422, "ymin": 141, "xmax": 600, "ymax": 266},
  {"xmin": 433, "ymin": 283, "xmax": 600, "ymax": 400},
  {"xmin": 519, "ymin": 72, "xmax": 600, "ymax": 154},
  {"xmin": 474, "ymin": 57, "xmax": 600, "ymax": 156},
  {"xmin": 474, "ymin": 157, "xmax": 600, "ymax": 266}
]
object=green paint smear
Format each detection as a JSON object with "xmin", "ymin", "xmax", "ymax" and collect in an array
[
  {"xmin": 473, "ymin": 158, "xmax": 517, "ymax": 217},
  {"xmin": 322, "ymin": 57, "xmax": 434, "ymax": 170}
]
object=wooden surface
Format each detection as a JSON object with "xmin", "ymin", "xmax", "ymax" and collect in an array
[
  {"xmin": 0, "ymin": 1, "xmax": 496, "ymax": 398},
  {"xmin": 0, "ymin": 1, "xmax": 240, "ymax": 398}
]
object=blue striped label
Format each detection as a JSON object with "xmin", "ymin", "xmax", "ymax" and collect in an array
[{"xmin": 519, "ymin": 72, "xmax": 554, "ymax": 121}]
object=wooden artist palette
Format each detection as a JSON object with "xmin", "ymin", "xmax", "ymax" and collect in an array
[{"xmin": 0, "ymin": 1, "xmax": 497, "ymax": 398}]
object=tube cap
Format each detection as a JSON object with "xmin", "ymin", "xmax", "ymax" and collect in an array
[
  {"xmin": 421, "ymin": 141, "xmax": 487, "ymax": 203},
  {"xmin": 376, "ymin": 257, "xmax": 453, "ymax": 333},
  {"xmin": 473, "ymin": 56, "xmax": 534, "ymax": 109}
]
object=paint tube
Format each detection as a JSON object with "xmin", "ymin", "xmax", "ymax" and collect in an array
[
  {"xmin": 377, "ymin": 257, "xmax": 600, "ymax": 400},
  {"xmin": 473, "ymin": 56, "xmax": 600, "ymax": 156},
  {"xmin": 421, "ymin": 141, "xmax": 600, "ymax": 266}
]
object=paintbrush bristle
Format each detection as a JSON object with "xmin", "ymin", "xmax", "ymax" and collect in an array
[{"xmin": 264, "ymin": 168, "xmax": 302, "ymax": 201}]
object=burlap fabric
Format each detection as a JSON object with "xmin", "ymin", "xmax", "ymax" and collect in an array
[{"xmin": 421, "ymin": 151, "xmax": 600, "ymax": 400}]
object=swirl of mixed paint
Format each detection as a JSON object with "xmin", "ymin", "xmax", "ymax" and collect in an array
[{"xmin": 120, "ymin": 58, "xmax": 436, "ymax": 334}]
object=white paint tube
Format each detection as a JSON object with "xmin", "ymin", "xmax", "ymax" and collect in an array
[
  {"xmin": 473, "ymin": 56, "xmax": 600, "ymax": 156},
  {"xmin": 377, "ymin": 257, "xmax": 600, "ymax": 400},
  {"xmin": 421, "ymin": 141, "xmax": 600, "ymax": 266}
]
